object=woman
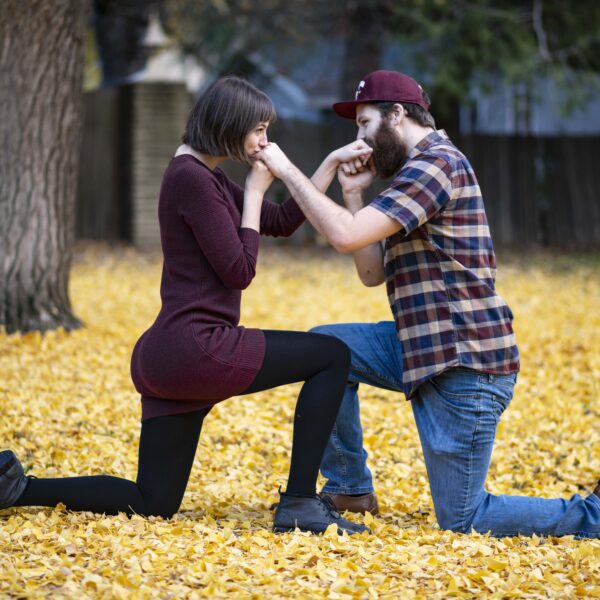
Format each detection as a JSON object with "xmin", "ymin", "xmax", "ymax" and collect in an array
[{"xmin": 0, "ymin": 76, "xmax": 372, "ymax": 535}]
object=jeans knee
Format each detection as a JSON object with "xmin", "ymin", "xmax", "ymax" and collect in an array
[
  {"xmin": 434, "ymin": 498, "xmax": 485, "ymax": 534},
  {"xmin": 436, "ymin": 511, "xmax": 471, "ymax": 534},
  {"xmin": 309, "ymin": 324, "xmax": 336, "ymax": 337}
]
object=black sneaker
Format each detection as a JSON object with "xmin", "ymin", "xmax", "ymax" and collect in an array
[
  {"xmin": 273, "ymin": 491, "xmax": 370, "ymax": 535},
  {"xmin": 0, "ymin": 450, "xmax": 28, "ymax": 509}
]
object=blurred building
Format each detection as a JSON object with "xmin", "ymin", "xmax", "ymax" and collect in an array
[
  {"xmin": 78, "ymin": 11, "xmax": 202, "ymax": 250},
  {"xmin": 77, "ymin": 24, "xmax": 600, "ymax": 249},
  {"xmin": 461, "ymin": 72, "xmax": 600, "ymax": 136}
]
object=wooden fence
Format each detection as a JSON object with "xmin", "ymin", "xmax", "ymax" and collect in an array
[
  {"xmin": 76, "ymin": 83, "xmax": 189, "ymax": 248},
  {"xmin": 76, "ymin": 90, "xmax": 600, "ymax": 249},
  {"xmin": 459, "ymin": 135, "xmax": 600, "ymax": 247},
  {"xmin": 76, "ymin": 87, "xmax": 129, "ymax": 241}
]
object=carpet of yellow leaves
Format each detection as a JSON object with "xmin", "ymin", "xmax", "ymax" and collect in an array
[{"xmin": 1, "ymin": 246, "xmax": 599, "ymax": 599}]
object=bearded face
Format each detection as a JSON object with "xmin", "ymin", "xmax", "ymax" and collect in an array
[{"xmin": 363, "ymin": 116, "xmax": 409, "ymax": 179}]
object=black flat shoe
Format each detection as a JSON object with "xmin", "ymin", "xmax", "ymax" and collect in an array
[
  {"xmin": 0, "ymin": 450, "xmax": 28, "ymax": 509},
  {"xmin": 273, "ymin": 491, "xmax": 370, "ymax": 535}
]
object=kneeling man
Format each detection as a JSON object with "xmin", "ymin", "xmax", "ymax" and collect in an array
[{"xmin": 259, "ymin": 70, "xmax": 600, "ymax": 538}]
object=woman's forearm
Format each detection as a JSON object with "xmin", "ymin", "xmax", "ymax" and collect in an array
[
  {"xmin": 310, "ymin": 153, "xmax": 339, "ymax": 193},
  {"xmin": 241, "ymin": 191, "xmax": 264, "ymax": 232}
]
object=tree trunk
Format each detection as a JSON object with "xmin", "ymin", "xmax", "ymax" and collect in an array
[
  {"xmin": 341, "ymin": 2, "xmax": 384, "ymax": 99},
  {"xmin": 0, "ymin": 1, "xmax": 88, "ymax": 334}
]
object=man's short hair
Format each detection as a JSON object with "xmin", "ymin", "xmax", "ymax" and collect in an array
[
  {"xmin": 182, "ymin": 76, "xmax": 276, "ymax": 162},
  {"xmin": 376, "ymin": 97, "xmax": 436, "ymax": 130}
]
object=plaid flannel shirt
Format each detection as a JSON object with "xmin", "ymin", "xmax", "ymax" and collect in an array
[{"xmin": 371, "ymin": 130, "xmax": 519, "ymax": 398}]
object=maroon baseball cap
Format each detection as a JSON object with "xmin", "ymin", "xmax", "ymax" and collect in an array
[{"xmin": 332, "ymin": 70, "xmax": 430, "ymax": 119}]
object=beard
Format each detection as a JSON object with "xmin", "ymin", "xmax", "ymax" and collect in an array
[{"xmin": 364, "ymin": 119, "xmax": 409, "ymax": 179}]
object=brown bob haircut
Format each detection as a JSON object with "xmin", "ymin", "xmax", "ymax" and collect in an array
[{"xmin": 182, "ymin": 76, "xmax": 276, "ymax": 162}]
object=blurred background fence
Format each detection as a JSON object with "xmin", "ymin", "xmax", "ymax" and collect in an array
[
  {"xmin": 74, "ymin": 1, "xmax": 600, "ymax": 251},
  {"xmin": 76, "ymin": 85, "xmax": 600, "ymax": 250}
]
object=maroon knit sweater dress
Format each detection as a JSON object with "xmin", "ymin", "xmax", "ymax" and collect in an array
[{"xmin": 130, "ymin": 154, "xmax": 305, "ymax": 420}]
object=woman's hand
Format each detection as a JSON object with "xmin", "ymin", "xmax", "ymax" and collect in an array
[
  {"xmin": 256, "ymin": 143, "xmax": 293, "ymax": 179},
  {"xmin": 245, "ymin": 159, "xmax": 274, "ymax": 196}
]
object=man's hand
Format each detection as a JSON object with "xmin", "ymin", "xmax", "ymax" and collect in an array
[
  {"xmin": 256, "ymin": 143, "xmax": 294, "ymax": 179},
  {"xmin": 338, "ymin": 160, "xmax": 375, "ymax": 194}
]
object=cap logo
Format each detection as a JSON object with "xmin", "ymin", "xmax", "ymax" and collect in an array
[{"xmin": 355, "ymin": 81, "xmax": 365, "ymax": 100}]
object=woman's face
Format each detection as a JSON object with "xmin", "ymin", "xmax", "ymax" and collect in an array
[{"xmin": 244, "ymin": 121, "xmax": 270, "ymax": 159}]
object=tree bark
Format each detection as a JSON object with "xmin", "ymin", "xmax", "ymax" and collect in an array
[
  {"xmin": 0, "ymin": 0, "xmax": 88, "ymax": 334},
  {"xmin": 341, "ymin": 1, "xmax": 384, "ymax": 99}
]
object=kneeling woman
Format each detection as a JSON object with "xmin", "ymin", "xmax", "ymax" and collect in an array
[{"xmin": 0, "ymin": 77, "xmax": 371, "ymax": 535}]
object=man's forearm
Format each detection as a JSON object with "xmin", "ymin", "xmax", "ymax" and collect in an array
[
  {"xmin": 343, "ymin": 190, "xmax": 385, "ymax": 286},
  {"xmin": 279, "ymin": 163, "xmax": 355, "ymax": 251}
]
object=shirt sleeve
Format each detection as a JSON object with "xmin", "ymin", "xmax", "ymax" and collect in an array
[
  {"xmin": 177, "ymin": 171, "xmax": 259, "ymax": 290},
  {"xmin": 226, "ymin": 177, "xmax": 306, "ymax": 237},
  {"xmin": 370, "ymin": 153, "xmax": 454, "ymax": 235}
]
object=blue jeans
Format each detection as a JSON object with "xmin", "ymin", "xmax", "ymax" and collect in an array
[{"xmin": 312, "ymin": 321, "xmax": 600, "ymax": 538}]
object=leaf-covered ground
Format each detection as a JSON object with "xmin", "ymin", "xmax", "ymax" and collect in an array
[{"xmin": 1, "ymin": 246, "xmax": 599, "ymax": 599}]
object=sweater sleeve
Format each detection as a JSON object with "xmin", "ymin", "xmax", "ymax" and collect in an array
[
  {"xmin": 177, "ymin": 171, "xmax": 259, "ymax": 290},
  {"xmin": 226, "ymin": 177, "xmax": 306, "ymax": 238},
  {"xmin": 261, "ymin": 197, "xmax": 306, "ymax": 237}
]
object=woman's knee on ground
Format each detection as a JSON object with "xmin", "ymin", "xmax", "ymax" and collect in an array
[
  {"xmin": 142, "ymin": 500, "xmax": 181, "ymax": 520},
  {"xmin": 140, "ymin": 489, "xmax": 185, "ymax": 520}
]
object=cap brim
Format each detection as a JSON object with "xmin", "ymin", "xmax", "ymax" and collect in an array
[{"xmin": 331, "ymin": 101, "xmax": 359, "ymax": 119}]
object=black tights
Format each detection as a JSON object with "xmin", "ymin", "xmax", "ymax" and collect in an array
[{"xmin": 16, "ymin": 330, "xmax": 350, "ymax": 518}]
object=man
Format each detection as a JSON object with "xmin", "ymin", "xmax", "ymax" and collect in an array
[{"xmin": 258, "ymin": 70, "xmax": 600, "ymax": 537}]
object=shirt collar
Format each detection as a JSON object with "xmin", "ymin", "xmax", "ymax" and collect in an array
[{"xmin": 407, "ymin": 129, "xmax": 449, "ymax": 160}]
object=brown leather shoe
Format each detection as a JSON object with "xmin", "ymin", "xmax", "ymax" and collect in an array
[{"xmin": 320, "ymin": 492, "xmax": 379, "ymax": 516}]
